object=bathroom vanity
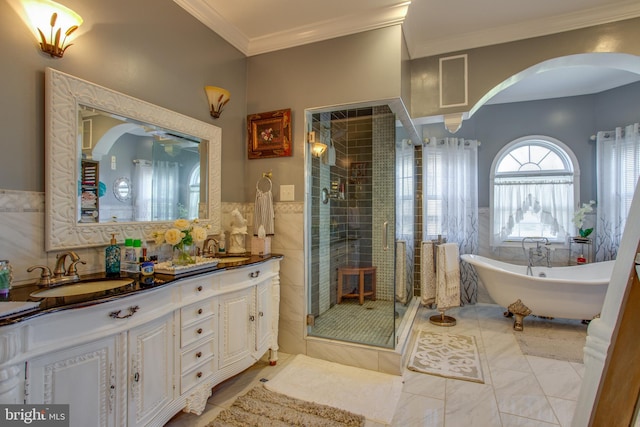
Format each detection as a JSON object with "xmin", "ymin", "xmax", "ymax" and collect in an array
[{"xmin": 0, "ymin": 256, "xmax": 281, "ymax": 427}]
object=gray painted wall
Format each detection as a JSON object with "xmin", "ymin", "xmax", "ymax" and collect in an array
[
  {"xmin": 246, "ymin": 25, "xmax": 404, "ymax": 202},
  {"xmin": 0, "ymin": 0, "xmax": 247, "ymax": 201},
  {"xmin": 410, "ymin": 17, "xmax": 640, "ymax": 118},
  {"xmin": 420, "ymin": 81, "xmax": 640, "ymax": 207}
]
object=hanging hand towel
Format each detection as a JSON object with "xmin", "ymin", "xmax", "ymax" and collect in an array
[
  {"xmin": 436, "ymin": 243, "xmax": 461, "ymax": 309},
  {"xmin": 420, "ymin": 241, "xmax": 436, "ymax": 306},
  {"xmin": 254, "ymin": 183, "xmax": 275, "ymax": 236}
]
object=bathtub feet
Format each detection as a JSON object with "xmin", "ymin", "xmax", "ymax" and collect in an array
[{"xmin": 507, "ymin": 299, "xmax": 532, "ymax": 331}]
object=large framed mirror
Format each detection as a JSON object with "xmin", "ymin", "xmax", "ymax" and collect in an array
[{"xmin": 45, "ymin": 68, "xmax": 221, "ymax": 250}]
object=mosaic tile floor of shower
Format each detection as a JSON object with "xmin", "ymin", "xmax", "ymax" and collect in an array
[{"xmin": 309, "ymin": 299, "xmax": 401, "ymax": 347}]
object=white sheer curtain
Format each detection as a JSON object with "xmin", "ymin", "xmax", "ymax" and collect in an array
[
  {"xmin": 596, "ymin": 123, "xmax": 640, "ymax": 261},
  {"xmin": 152, "ymin": 160, "xmax": 180, "ymax": 220},
  {"xmin": 422, "ymin": 137, "xmax": 479, "ymax": 303},
  {"xmin": 132, "ymin": 159, "xmax": 180, "ymax": 221},
  {"xmin": 493, "ymin": 177, "xmax": 572, "ymax": 243},
  {"xmin": 133, "ymin": 160, "xmax": 153, "ymax": 221}
]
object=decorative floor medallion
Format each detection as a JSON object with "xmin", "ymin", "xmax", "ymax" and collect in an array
[{"xmin": 408, "ymin": 330, "xmax": 484, "ymax": 383}]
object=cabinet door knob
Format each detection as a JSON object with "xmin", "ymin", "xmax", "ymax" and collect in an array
[
  {"xmin": 197, "ymin": 328, "xmax": 203, "ymax": 334},
  {"xmin": 250, "ymin": 271, "xmax": 260, "ymax": 278},
  {"xmin": 259, "ymin": 311, "xmax": 264, "ymax": 317},
  {"xmin": 197, "ymin": 286, "xmax": 203, "ymax": 292},
  {"xmin": 133, "ymin": 372, "xmax": 140, "ymax": 382},
  {"xmin": 197, "ymin": 308, "xmax": 203, "ymax": 315},
  {"xmin": 196, "ymin": 372, "xmax": 203, "ymax": 378},
  {"xmin": 196, "ymin": 351, "xmax": 202, "ymax": 358},
  {"xmin": 249, "ymin": 315, "xmax": 255, "ymax": 321}
]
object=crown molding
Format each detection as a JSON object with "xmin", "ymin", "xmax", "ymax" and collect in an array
[
  {"xmin": 173, "ymin": 0, "xmax": 250, "ymax": 55},
  {"xmin": 247, "ymin": 2, "xmax": 410, "ymax": 56},
  {"xmin": 408, "ymin": 2, "xmax": 640, "ymax": 59},
  {"xmin": 176, "ymin": 0, "xmax": 409, "ymax": 57}
]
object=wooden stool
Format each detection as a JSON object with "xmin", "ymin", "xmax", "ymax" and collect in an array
[{"xmin": 337, "ymin": 266, "xmax": 376, "ymax": 305}]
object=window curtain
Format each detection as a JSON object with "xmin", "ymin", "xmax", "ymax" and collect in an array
[
  {"xmin": 422, "ymin": 137, "xmax": 479, "ymax": 304},
  {"xmin": 133, "ymin": 160, "xmax": 181, "ymax": 221},
  {"xmin": 133, "ymin": 160, "xmax": 153, "ymax": 221},
  {"xmin": 493, "ymin": 176, "xmax": 572, "ymax": 244},
  {"xmin": 152, "ymin": 160, "xmax": 180, "ymax": 221},
  {"xmin": 596, "ymin": 123, "xmax": 640, "ymax": 261}
]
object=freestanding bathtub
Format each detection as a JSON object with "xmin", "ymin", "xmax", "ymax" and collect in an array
[{"xmin": 461, "ymin": 254, "xmax": 615, "ymax": 330}]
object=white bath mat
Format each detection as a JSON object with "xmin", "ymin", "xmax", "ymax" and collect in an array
[
  {"xmin": 264, "ymin": 354, "xmax": 402, "ymax": 425},
  {"xmin": 408, "ymin": 330, "xmax": 484, "ymax": 383}
]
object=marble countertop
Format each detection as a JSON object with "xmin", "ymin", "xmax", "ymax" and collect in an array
[{"xmin": 0, "ymin": 254, "xmax": 282, "ymax": 326}]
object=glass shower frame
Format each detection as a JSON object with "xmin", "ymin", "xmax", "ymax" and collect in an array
[{"xmin": 303, "ymin": 98, "xmax": 417, "ymax": 349}]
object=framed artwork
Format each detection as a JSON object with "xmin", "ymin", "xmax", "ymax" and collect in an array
[
  {"xmin": 350, "ymin": 162, "xmax": 368, "ymax": 183},
  {"xmin": 247, "ymin": 108, "xmax": 292, "ymax": 159}
]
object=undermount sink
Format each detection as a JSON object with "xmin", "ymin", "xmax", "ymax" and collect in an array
[
  {"xmin": 30, "ymin": 279, "xmax": 134, "ymax": 298},
  {"xmin": 217, "ymin": 257, "xmax": 250, "ymax": 264}
]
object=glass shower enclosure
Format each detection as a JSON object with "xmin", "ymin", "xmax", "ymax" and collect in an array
[{"xmin": 304, "ymin": 99, "xmax": 417, "ymax": 349}]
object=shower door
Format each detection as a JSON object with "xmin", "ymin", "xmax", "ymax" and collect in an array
[{"xmin": 305, "ymin": 102, "xmax": 404, "ymax": 349}]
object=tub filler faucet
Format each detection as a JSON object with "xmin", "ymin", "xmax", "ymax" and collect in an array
[{"xmin": 522, "ymin": 237, "xmax": 551, "ymax": 276}]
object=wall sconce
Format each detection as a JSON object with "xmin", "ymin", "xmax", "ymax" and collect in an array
[
  {"xmin": 23, "ymin": 0, "xmax": 83, "ymax": 58},
  {"xmin": 307, "ymin": 131, "xmax": 327, "ymax": 157},
  {"xmin": 204, "ymin": 86, "xmax": 230, "ymax": 119},
  {"xmin": 310, "ymin": 142, "xmax": 327, "ymax": 157}
]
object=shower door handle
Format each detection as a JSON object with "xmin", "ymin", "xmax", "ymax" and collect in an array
[{"xmin": 383, "ymin": 221, "xmax": 389, "ymax": 251}]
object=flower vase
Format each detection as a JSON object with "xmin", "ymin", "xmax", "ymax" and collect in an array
[
  {"xmin": 579, "ymin": 227, "xmax": 593, "ymax": 239},
  {"xmin": 173, "ymin": 243, "xmax": 196, "ymax": 266}
]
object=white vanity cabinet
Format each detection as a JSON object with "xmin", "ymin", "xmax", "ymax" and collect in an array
[
  {"xmin": 23, "ymin": 287, "xmax": 176, "ymax": 427},
  {"xmin": 26, "ymin": 334, "xmax": 121, "ymax": 427},
  {"xmin": 0, "ymin": 258, "xmax": 281, "ymax": 427},
  {"xmin": 218, "ymin": 265, "xmax": 277, "ymax": 376},
  {"xmin": 127, "ymin": 314, "xmax": 175, "ymax": 427},
  {"xmin": 25, "ymin": 313, "xmax": 174, "ymax": 427}
]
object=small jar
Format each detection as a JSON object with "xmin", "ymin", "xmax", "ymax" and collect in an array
[
  {"xmin": 140, "ymin": 261, "xmax": 155, "ymax": 276},
  {"xmin": 0, "ymin": 260, "xmax": 13, "ymax": 296}
]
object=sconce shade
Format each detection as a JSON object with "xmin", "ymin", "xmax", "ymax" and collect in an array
[
  {"xmin": 310, "ymin": 141, "xmax": 327, "ymax": 157},
  {"xmin": 23, "ymin": 0, "xmax": 83, "ymax": 58},
  {"xmin": 204, "ymin": 86, "xmax": 230, "ymax": 119}
]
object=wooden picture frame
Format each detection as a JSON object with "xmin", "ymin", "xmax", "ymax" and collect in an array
[
  {"xmin": 350, "ymin": 162, "xmax": 368, "ymax": 183},
  {"xmin": 247, "ymin": 108, "xmax": 292, "ymax": 159}
]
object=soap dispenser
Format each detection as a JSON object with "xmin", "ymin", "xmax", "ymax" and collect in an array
[{"xmin": 105, "ymin": 234, "xmax": 121, "ymax": 277}]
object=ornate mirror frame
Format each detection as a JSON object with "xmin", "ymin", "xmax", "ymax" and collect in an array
[{"xmin": 45, "ymin": 68, "xmax": 221, "ymax": 250}]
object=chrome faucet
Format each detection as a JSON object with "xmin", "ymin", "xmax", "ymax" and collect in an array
[
  {"xmin": 202, "ymin": 237, "xmax": 219, "ymax": 256},
  {"xmin": 28, "ymin": 251, "xmax": 85, "ymax": 287},
  {"xmin": 522, "ymin": 237, "xmax": 551, "ymax": 276}
]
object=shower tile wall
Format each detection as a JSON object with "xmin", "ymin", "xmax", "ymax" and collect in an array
[
  {"xmin": 413, "ymin": 146, "xmax": 423, "ymax": 296},
  {"xmin": 371, "ymin": 105, "xmax": 395, "ymax": 301}
]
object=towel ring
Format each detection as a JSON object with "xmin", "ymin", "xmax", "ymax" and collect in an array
[{"xmin": 257, "ymin": 176, "xmax": 272, "ymax": 192}]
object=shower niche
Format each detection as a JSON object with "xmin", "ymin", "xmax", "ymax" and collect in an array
[{"xmin": 305, "ymin": 99, "xmax": 419, "ymax": 352}]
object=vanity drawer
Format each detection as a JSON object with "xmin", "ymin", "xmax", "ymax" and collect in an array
[
  {"xmin": 181, "ymin": 339, "xmax": 215, "ymax": 374},
  {"xmin": 180, "ymin": 276, "xmax": 217, "ymax": 303},
  {"xmin": 219, "ymin": 267, "xmax": 272, "ymax": 290},
  {"xmin": 181, "ymin": 316, "xmax": 215, "ymax": 348},
  {"xmin": 181, "ymin": 299, "xmax": 216, "ymax": 327},
  {"xmin": 180, "ymin": 357, "xmax": 215, "ymax": 394}
]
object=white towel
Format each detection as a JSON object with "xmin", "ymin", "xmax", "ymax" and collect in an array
[
  {"xmin": 254, "ymin": 188, "xmax": 274, "ymax": 235},
  {"xmin": 420, "ymin": 241, "xmax": 436, "ymax": 306},
  {"xmin": 395, "ymin": 240, "xmax": 407, "ymax": 304},
  {"xmin": 436, "ymin": 243, "xmax": 461, "ymax": 309}
]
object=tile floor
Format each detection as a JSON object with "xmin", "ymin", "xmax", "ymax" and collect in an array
[{"xmin": 166, "ymin": 303, "xmax": 584, "ymax": 426}]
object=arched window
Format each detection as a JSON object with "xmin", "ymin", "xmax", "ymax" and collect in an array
[{"xmin": 491, "ymin": 136, "xmax": 579, "ymax": 246}]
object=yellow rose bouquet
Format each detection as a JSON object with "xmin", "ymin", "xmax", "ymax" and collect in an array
[{"xmin": 154, "ymin": 218, "xmax": 209, "ymax": 265}]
